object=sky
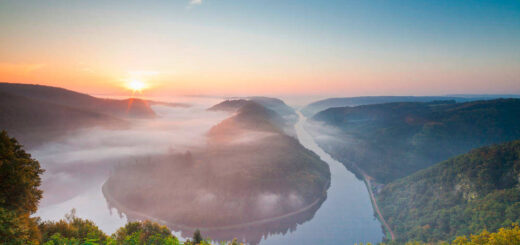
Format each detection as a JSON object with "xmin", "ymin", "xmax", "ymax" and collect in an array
[{"xmin": 0, "ymin": 0, "xmax": 519, "ymax": 98}]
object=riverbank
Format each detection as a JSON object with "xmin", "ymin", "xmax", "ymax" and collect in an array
[
  {"xmin": 300, "ymin": 112, "xmax": 394, "ymax": 241},
  {"xmin": 362, "ymin": 174, "xmax": 395, "ymax": 241},
  {"xmin": 102, "ymin": 179, "xmax": 330, "ymax": 232},
  {"xmin": 332, "ymin": 156, "xmax": 395, "ymax": 241},
  {"xmin": 101, "ymin": 111, "xmax": 384, "ymax": 244}
]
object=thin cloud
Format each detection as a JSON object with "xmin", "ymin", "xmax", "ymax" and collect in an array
[
  {"xmin": 189, "ymin": 0, "xmax": 202, "ymax": 5},
  {"xmin": 0, "ymin": 62, "xmax": 45, "ymax": 74},
  {"xmin": 128, "ymin": 70, "xmax": 160, "ymax": 77}
]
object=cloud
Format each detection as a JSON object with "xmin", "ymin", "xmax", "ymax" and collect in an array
[
  {"xmin": 0, "ymin": 62, "xmax": 45, "ymax": 74},
  {"xmin": 128, "ymin": 70, "xmax": 160, "ymax": 77},
  {"xmin": 33, "ymin": 103, "xmax": 229, "ymax": 208},
  {"xmin": 189, "ymin": 0, "xmax": 202, "ymax": 5}
]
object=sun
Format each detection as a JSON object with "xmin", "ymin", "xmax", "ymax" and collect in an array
[{"xmin": 126, "ymin": 80, "xmax": 147, "ymax": 93}]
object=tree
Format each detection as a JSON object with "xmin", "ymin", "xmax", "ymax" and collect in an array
[
  {"xmin": 113, "ymin": 220, "xmax": 178, "ymax": 244},
  {"xmin": 39, "ymin": 209, "xmax": 108, "ymax": 244},
  {"xmin": 0, "ymin": 130, "xmax": 44, "ymax": 244},
  {"xmin": 193, "ymin": 229, "xmax": 203, "ymax": 244}
]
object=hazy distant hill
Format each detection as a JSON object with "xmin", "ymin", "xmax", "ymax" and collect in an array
[
  {"xmin": 302, "ymin": 95, "xmax": 520, "ymax": 117},
  {"xmin": 0, "ymin": 83, "xmax": 156, "ymax": 118},
  {"xmin": 104, "ymin": 100, "xmax": 330, "ymax": 243},
  {"xmin": 309, "ymin": 99, "xmax": 520, "ymax": 183},
  {"xmin": 247, "ymin": 96, "xmax": 297, "ymax": 120},
  {"xmin": 447, "ymin": 94, "xmax": 520, "ymax": 99},
  {"xmin": 209, "ymin": 97, "xmax": 297, "ymax": 136},
  {"xmin": 0, "ymin": 83, "xmax": 159, "ymax": 147},
  {"xmin": 207, "ymin": 99, "xmax": 250, "ymax": 112},
  {"xmin": 0, "ymin": 91, "xmax": 124, "ymax": 148},
  {"xmin": 209, "ymin": 101, "xmax": 285, "ymax": 134},
  {"xmin": 378, "ymin": 140, "xmax": 520, "ymax": 242},
  {"xmin": 209, "ymin": 96, "xmax": 296, "ymax": 119}
]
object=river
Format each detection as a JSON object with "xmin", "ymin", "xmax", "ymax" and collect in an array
[
  {"xmin": 256, "ymin": 111, "xmax": 384, "ymax": 244},
  {"xmin": 34, "ymin": 107, "xmax": 384, "ymax": 244}
]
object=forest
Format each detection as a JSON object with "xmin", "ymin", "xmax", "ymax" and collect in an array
[
  {"xmin": 2, "ymin": 125, "xmax": 519, "ymax": 245},
  {"xmin": 377, "ymin": 140, "xmax": 520, "ymax": 243},
  {"xmin": 310, "ymin": 99, "xmax": 520, "ymax": 183},
  {"xmin": 0, "ymin": 129, "xmax": 224, "ymax": 245},
  {"xmin": 3, "ymin": 127, "xmax": 520, "ymax": 245},
  {"xmin": 102, "ymin": 101, "xmax": 330, "ymax": 243}
]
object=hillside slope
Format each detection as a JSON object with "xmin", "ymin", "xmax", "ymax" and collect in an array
[
  {"xmin": 301, "ymin": 96, "xmax": 471, "ymax": 117},
  {"xmin": 302, "ymin": 95, "xmax": 520, "ymax": 118},
  {"xmin": 103, "ymin": 100, "xmax": 330, "ymax": 243},
  {"xmin": 0, "ymin": 83, "xmax": 156, "ymax": 118},
  {"xmin": 0, "ymin": 91, "xmax": 124, "ymax": 148},
  {"xmin": 309, "ymin": 99, "xmax": 520, "ymax": 182},
  {"xmin": 378, "ymin": 140, "xmax": 520, "ymax": 243},
  {"xmin": 209, "ymin": 97, "xmax": 297, "ymax": 136}
]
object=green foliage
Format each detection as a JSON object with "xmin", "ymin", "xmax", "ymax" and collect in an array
[
  {"xmin": 39, "ymin": 209, "xmax": 109, "ymax": 244},
  {"xmin": 193, "ymin": 229, "xmax": 203, "ymax": 244},
  {"xmin": 112, "ymin": 220, "xmax": 179, "ymax": 245},
  {"xmin": 0, "ymin": 130, "xmax": 44, "ymax": 213},
  {"xmin": 312, "ymin": 99, "xmax": 520, "ymax": 183},
  {"xmin": 39, "ymin": 215, "xmax": 184, "ymax": 245},
  {"xmin": 378, "ymin": 140, "xmax": 520, "ymax": 243},
  {"xmin": 39, "ymin": 217, "xmax": 186, "ymax": 245},
  {"xmin": 0, "ymin": 130, "xmax": 43, "ymax": 244},
  {"xmin": 381, "ymin": 223, "xmax": 520, "ymax": 245}
]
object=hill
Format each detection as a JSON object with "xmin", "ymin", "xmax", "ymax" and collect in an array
[
  {"xmin": 103, "ymin": 100, "xmax": 330, "ymax": 243},
  {"xmin": 209, "ymin": 97, "xmax": 297, "ymax": 136},
  {"xmin": 378, "ymin": 140, "xmax": 520, "ymax": 243},
  {"xmin": 209, "ymin": 96, "xmax": 296, "ymax": 119},
  {"xmin": 0, "ymin": 83, "xmax": 156, "ymax": 118},
  {"xmin": 301, "ymin": 96, "xmax": 470, "ymax": 117},
  {"xmin": 0, "ymin": 91, "xmax": 124, "ymax": 148},
  {"xmin": 207, "ymin": 99, "xmax": 250, "ymax": 112},
  {"xmin": 301, "ymin": 95, "xmax": 520, "ymax": 117},
  {"xmin": 247, "ymin": 96, "xmax": 297, "ymax": 120},
  {"xmin": 309, "ymin": 99, "xmax": 520, "ymax": 182}
]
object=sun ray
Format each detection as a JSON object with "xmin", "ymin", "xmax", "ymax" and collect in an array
[{"xmin": 126, "ymin": 79, "xmax": 147, "ymax": 94}]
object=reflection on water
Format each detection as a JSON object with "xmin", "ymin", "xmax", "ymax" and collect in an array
[
  {"xmin": 35, "ymin": 181, "xmax": 127, "ymax": 235},
  {"xmin": 257, "ymin": 112, "xmax": 383, "ymax": 244},
  {"xmin": 105, "ymin": 112, "xmax": 384, "ymax": 244},
  {"xmin": 35, "ymin": 106, "xmax": 383, "ymax": 244},
  {"xmin": 34, "ymin": 103, "xmax": 228, "ymax": 235},
  {"xmin": 110, "ymin": 194, "xmax": 326, "ymax": 245}
]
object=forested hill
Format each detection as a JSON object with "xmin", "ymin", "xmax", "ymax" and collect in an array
[
  {"xmin": 0, "ymin": 91, "xmax": 125, "ymax": 148},
  {"xmin": 247, "ymin": 96, "xmax": 297, "ymax": 121},
  {"xmin": 0, "ymin": 83, "xmax": 160, "ymax": 147},
  {"xmin": 0, "ymin": 83, "xmax": 156, "ymax": 118},
  {"xmin": 209, "ymin": 101, "xmax": 285, "ymax": 134},
  {"xmin": 378, "ymin": 140, "xmax": 520, "ymax": 243},
  {"xmin": 309, "ymin": 99, "xmax": 520, "ymax": 183},
  {"xmin": 209, "ymin": 97, "xmax": 294, "ymax": 115},
  {"xmin": 103, "ymin": 100, "xmax": 330, "ymax": 243},
  {"xmin": 209, "ymin": 97, "xmax": 297, "ymax": 136},
  {"xmin": 209, "ymin": 97, "xmax": 297, "ymax": 122},
  {"xmin": 301, "ymin": 96, "xmax": 469, "ymax": 117},
  {"xmin": 301, "ymin": 95, "xmax": 520, "ymax": 117}
]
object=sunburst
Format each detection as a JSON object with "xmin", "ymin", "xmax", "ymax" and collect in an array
[{"xmin": 126, "ymin": 80, "xmax": 147, "ymax": 93}]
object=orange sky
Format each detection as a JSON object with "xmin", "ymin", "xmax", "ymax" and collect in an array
[
  {"xmin": 1, "ymin": 60, "xmax": 517, "ymax": 98},
  {"xmin": 1, "ymin": 1, "xmax": 519, "ymax": 97}
]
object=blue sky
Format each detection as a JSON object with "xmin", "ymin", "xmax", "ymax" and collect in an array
[{"xmin": 0, "ymin": 0, "xmax": 519, "ymax": 96}]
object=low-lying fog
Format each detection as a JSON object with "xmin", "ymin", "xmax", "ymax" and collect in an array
[
  {"xmin": 33, "ymin": 99, "xmax": 229, "ymax": 234},
  {"xmin": 31, "ymin": 96, "xmax": 384, "ymax": 244}
]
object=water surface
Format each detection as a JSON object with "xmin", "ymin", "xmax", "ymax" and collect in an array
[
  {"xmin": 35, "ymin": 107, "xmax": 383, "ymax": 244},
  {"xmin": 256, "ymin": 112, "xmax": 384, "ymax": 244}
]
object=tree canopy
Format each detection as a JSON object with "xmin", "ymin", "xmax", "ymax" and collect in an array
[{"xmin": 0, "ymin": 130, "xmax": 44, "ymax": 244}]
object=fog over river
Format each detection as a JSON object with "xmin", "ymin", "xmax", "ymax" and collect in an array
[
  {"xmin": 255, "ymin": 112, "xmax": 383, "ymax": 244},
  {"xmin": 34, "ymin": 101, "xmax": 383, "ymax": 244}
]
